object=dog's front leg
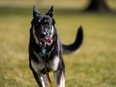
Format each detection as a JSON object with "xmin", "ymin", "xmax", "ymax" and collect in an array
[
  {"xmin": 54, "ymin": 70, "xmax": 65, "ymax": 87},
  {"xmin": 32, "ymin": 71, "xmax": 47, "ymax": 87}
]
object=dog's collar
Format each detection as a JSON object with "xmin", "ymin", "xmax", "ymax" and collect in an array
[
  {"xmin": 40, "ymin": 47, "xmax": 46, "ymax": 57},
  {"xmin": 39, "ymin": 45, "xmax": 55, "ymax": 58}
]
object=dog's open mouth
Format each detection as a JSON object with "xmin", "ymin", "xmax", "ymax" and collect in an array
[{"xmin": 40, "ymin": 37, "xmax": 53, "ymax": 46}]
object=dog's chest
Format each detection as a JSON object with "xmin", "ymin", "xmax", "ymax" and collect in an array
[{"xmin": 31, "ymin": 51, "xmax": 60, "ymax": 73}]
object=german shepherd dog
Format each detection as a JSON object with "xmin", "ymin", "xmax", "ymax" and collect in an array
[{"xmin": 29, "ymin": 6, "xmax": 83, "ymax": 87}]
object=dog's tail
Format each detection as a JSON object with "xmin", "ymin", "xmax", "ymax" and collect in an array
[{"xmin": 62, "ymin": 26, "xmax": 83, "ymax": 55}]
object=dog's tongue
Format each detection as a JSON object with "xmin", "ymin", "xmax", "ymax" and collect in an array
[
  {"xmin": 45, "ymin": 38, "xmax": 52, "ymax": 43},
  {"xmin": 43, "ymin": 37, "xmax": 53, "ymax": 46}
]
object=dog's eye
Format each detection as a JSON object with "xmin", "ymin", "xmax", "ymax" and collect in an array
[
  {"xmin": 48, "ymin": 25, "xmax": 52, "ymax": 30},
  {"xmin": 45, "ymin": 24, "xmax": 51, "ymax": 29}
]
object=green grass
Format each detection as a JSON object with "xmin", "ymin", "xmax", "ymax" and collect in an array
[{"xmin": 0, "ymin": 0, "xmax": 116, "ymax": 87}]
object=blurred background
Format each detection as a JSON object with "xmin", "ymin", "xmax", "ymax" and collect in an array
[{"xmin": 0, "ymin": 0, "xmax": 116, "ymax": 87}]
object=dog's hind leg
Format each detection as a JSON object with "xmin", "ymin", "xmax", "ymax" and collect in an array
[
  {"xmin": 54, "ymin": 70, "xmax": 65, "ymax": 87},
  {"xmin": 32, "ymin": 71, "xmax": 46, "ymax": 87}
]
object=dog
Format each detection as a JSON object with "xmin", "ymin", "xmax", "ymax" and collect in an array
[{"xmin": 29, "ymin": 6, "xmax": 83, "ymax": 87}]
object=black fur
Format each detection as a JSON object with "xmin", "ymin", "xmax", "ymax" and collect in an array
[{"xmin": 29, "ymin": 6, "xmax": 83, "ymax": 87}]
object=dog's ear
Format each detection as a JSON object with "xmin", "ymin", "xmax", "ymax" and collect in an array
[
  {"xmin": 46, "ymin": 6, "xmax": 54, "ymax": 17},
  {"xmin": 33, "ymin": 5, "xmax": 41, "ymax": 18}
]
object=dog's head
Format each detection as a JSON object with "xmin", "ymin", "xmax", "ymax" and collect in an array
[{"xmin": 31, "ymin": 6, "xmax": 56, "ymax": 47}]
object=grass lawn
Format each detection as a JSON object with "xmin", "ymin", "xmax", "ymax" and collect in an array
[{"xmin": 0, "ymin": 0, "xmax": 116, "ymax": 87}]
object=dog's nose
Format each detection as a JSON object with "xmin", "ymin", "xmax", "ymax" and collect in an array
[{"xmin": 40, "ymin": 31, "xmax": 47, "ymax": 38}]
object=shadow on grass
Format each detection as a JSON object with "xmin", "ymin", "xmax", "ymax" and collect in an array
[
  {"xmin": 0, "ymin": 6, "xmax": 83, "ymax": 16},
  {"xmin": 0, "ymin": 6, "xmax": 116, "ymax": 17}
]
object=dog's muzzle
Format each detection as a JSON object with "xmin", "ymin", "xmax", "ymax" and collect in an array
[
  {"xmin": 40, "ymin": 25, "xmax": 54, "ymax": 46},
  {"xmin": 33, "ymin": 25, "xmax": 54, "ymax": 47}
]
